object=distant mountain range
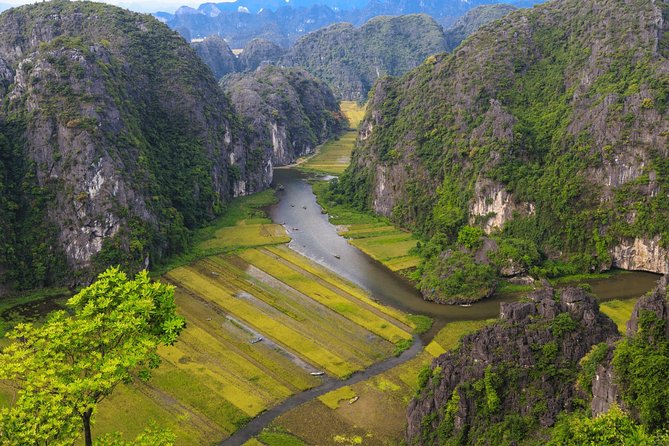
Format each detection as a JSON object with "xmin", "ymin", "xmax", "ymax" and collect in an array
[
  {"xmin": 155, "ymin": 0, "xmax": 542, "ymax": 47},
  {"xmin": 193, "ymin": 6, "xmax": 516, "ymax": 101}
]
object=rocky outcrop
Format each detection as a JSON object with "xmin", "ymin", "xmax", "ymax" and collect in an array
[
  {"xmin": 443, "ymin": 4, "xmax": 517, "ymax": 50},
  {"xmin": 192, "ymin": 35, "xmax": 239, "ymax": 78},
  {"xmin": 469, "ymin": 179, "xmax": 535, "ymax": 234},
  {"xmin": 407, "ymin": 286, "xmax": 619, "ymax": 445},
  {"xmin": 0, "ymin": 1, "xmax": 271, "ymax": 288},
  {"xmin": 223, "ymin": 65, "xmax": 345, "ymax": 166},
  {"xmin": 627, "ymin": 276, "xmax": 669, "ymax": 337},
  {"xmin": 611, "ymin": 237, "xmax": 669, "ymax": 275},
  {"xmin": 590, "ymin": 347, "xmax": 622, "ymax": 417},
  {"xmin": 590, "ymin": 276, "xmax": 669, "ymax": 416}
]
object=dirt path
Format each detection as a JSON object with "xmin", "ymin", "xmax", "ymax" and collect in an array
[{"xmin": 218, "ymin": 334, "xmax": 423, "ymax": 445}]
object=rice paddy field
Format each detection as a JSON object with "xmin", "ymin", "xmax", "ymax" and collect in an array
[
  {"xmin": 82, "ymin": 190, "xmax": 416, "ymax": 444},
  {"xmin": 300, "ymin": 101, "xmax": 366, "ymax": 174},
  {"xmin": 249, "ymin": 320, "xmax": 493, "ymax": 446},
  {"xmin": 339, "ymin": 223, "xmax": 421, "ymax": 272}
]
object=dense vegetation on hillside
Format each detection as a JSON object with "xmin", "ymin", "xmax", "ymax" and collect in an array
[
  {"xmin": 223, "ymin": 65, "xmax": 345, "ymax": 166},
  {"xmin": 282, "ymin": 14, "xmax": 447, "ymax": 101},
  {"xmin": 333, "ymin": 0, "xmax": 669, "ymax": 302},
  {"xmin": 0, "ymin": 1, "xmax": 268, "ymax": 290}
]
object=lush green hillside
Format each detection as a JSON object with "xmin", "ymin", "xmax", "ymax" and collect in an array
[
  {"xmin": 282, "ymin": 14, "xmax": 448, "ymax": 101},
  {"xmin": 0, "ymin": 1, "xmax": 270, "ymax": 290},
  {"xmin": 334, "ymin": 0, "xmax": 669, "ymax": 303}
]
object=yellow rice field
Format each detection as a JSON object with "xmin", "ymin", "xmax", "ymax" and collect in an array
[{"xmin": 301, "ymin": 101, "xmax": 366, "ymax": 174}]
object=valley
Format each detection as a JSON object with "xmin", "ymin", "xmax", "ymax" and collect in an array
[
  {"xmin": 0, "ymin": 0, "xmax": 668, "ymax": 445},
  {"xmin": 1, "ymin": 91, "xmax": 659, "ymax": 445}
]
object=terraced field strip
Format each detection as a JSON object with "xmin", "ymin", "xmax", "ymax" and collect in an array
[
  {"xmin": 94, "ymin": 273, "xmax": 329, "ymax": 444},
  {"xmin": 262, "ymin": 320, "xmax": 497, "ymax": 445},
  {"xmin": 264, "ymin": 245, "xmax": 415, "ymax": 329},
  {"xmin": 168, "ymin": 266, "xmax": 365, "ymax": 378},
  {"xmin": 201, "ymin": 256, "xmax": 394, "ymax": 364},
  {"xmin": 239, "ymin": 248, "xmax": 413, "ymax": 343},
  {"xmin": 336, "ymin": 222, "xmax": 421, "ymax": 272},
  {"xmin": 340, "ymin": 101, "xmax": 366, "ymax": 128},
  {"xmin": 197, "ymin": 222, "xmax": 290, "ymax": 252},
  {"xmin": 94, "ymin": 378, "xmax": 211, "ymax": 445}
]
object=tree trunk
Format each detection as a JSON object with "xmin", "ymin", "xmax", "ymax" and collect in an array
[{"xmin": 82, "ymin": 408, "xmax": 93, "ymax": 446}]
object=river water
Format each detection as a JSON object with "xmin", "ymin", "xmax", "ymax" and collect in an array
[{"xmin": 269, "ymin": 169, "xmax": 660, "ymax": 327}]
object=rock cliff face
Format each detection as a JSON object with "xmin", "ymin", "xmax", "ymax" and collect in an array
[
  {"xmin": 223, "ymin": 65, "xmax": 345, "ymax": 166},
  {"xmin": 339, "ymin": 0, "xmax": 669, "ymax": 302},
  {"xmin": 611, "ymin": 237, "xmax": 669, "ymax": 275},
  {"xmin": 468, "ymin": 178, "xmax": 535, "ymax": 234},
  {"xmin": 407, "ymin": 286, "xmax": 619, "ymax": 445},
  {"xmin": 0, "ymin": 1, "xmax": 270, "ymax": 289}
]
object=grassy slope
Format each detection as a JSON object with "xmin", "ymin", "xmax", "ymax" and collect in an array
[
  {"xmin": 600, "ymin": 299, "xmax": 637, "ymax": 334},
  {"xmin": 300, "ymin": 101, "xmax": 365, "ymax": 174}
]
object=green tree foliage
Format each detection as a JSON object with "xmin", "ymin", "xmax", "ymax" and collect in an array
[
  {"xmin": 457, "ymin": 226, "xmax": 484, "ymax": 250},
  {"xmin": 0, "ymin": 267, "xmax": 186, "ymax": 446},
  {"xmin": 548, "ymin": 405, "xmax": 664, "ymax": 446},
  {"xmin": 613, "ymin": 310, "xmax": 669, "ymax": 431},
  {"xmin": 418, "ymin": 250, "xmax": 496, "ymax": 303}
]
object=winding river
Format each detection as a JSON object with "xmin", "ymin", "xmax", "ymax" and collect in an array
[
  {"xmin": 220, "ymin": 167, "xmax": 660, "ymax": 445},
  {"xmin": 270, "ymin": 168, "xmax": 660, "ymax": 329}
]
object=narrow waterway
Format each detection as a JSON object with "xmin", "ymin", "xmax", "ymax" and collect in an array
[{"xmin": 270, "ymin": 168, "xmax": 660, "ymax": 325}]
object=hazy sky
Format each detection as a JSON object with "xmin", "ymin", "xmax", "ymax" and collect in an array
[{"xmin": 0, "ymin": 0, "xmax": 231, "ymax": 13}]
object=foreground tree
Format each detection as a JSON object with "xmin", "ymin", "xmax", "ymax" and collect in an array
[{"xmin": 0, "ymin": 267, "xmax": 186, "ymax": 446}]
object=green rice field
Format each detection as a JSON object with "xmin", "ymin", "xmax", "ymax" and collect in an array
[
  {"xmin": 340, "ymin": 223, "xmax": 421, "ymax": 272},
  {"xmin": 600, "ymin": 298, "xmax": 637, "ymax": 334}
]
